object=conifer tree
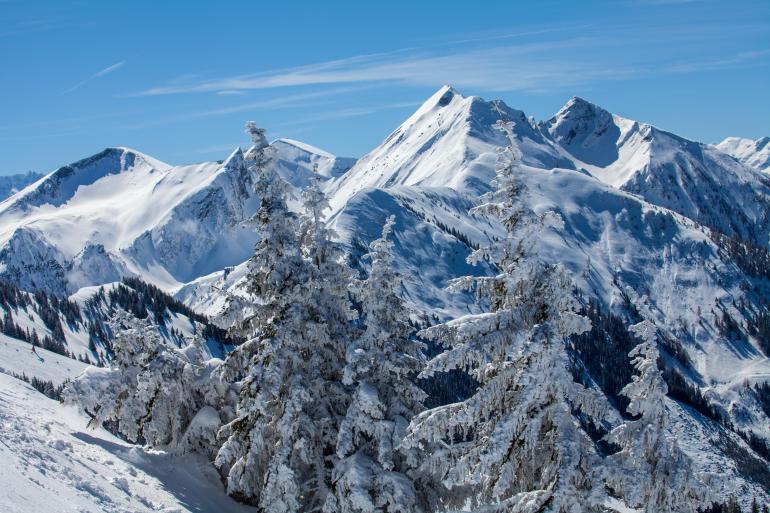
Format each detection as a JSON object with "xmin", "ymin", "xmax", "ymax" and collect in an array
[
  {"xmin": 403, "ymin": 118, "xmax": 610, "ymax": 512},
  {"xmin": 216, "ymin": 126, "xmax": 355, "ymax": 510},
  {"xmin": 607, "ymin": 320, "xmax": 709, "ymax": 513},
  {"xmin": 65, "ymin": 310, "xmax": 223, "ymax": 454},
  {"xmin": 327, "ymin": 216, "xmax": 427, "ymax": 513}
]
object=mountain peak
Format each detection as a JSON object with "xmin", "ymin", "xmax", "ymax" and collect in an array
[
  {"xmin": 222, "ymin": 147, "xmax": 245, "ymax": 168},
  {"xmin": 717, "ymin": 135, "xmax": 770, "ymax": 172},
  {"xmin": 408, "ymin": 85, "xmax": 464, "ymax": 119},
  {"xmin": 543, "ymin": 96, "xmax": 632, "ymax": 171},
  {"xmin": 554, "ymin": 96, "xmax": 611, "ymax": 123}
]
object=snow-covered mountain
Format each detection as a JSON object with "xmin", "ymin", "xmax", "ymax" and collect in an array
[
  {"xmin": 322, "ymin": 88, "xmax": 770, "ymax": 506},
  {"xmin": 328, "ymin": 87, "xmax": 770, "ymax": 246},
  {"xmin": 326, "ymin": 85, "xmax": 571, "ymax": 211},
  {"xmin": 543, "ymin": 97, "xmax": 770, "ymax": 246},
  {"xmin": 0, "ymin": 140, "xmax": 354, "ymax": 296},
  {"xmin": 2, "ymin": 86, "xmax": 770, "ymax": 508},
  {"xmin": 194, "ymin": 86, "xmax": 770, "ymax": 429},
  {"xmin": 717, "ymin": 136, "xmax": 770, "ymax": 173}
]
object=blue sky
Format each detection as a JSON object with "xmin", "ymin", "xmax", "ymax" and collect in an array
[{"xmin": 1, "ymin": 0, "xmax": 768, "ymax": 175}]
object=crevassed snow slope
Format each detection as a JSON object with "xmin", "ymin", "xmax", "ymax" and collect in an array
[
  {"xmin": 0, "ymin": 373, "xmax": 253, "ymax": 513},
  {"xmin": 717, "ymin": 136, "xmax": 770, "ymax": 173}
]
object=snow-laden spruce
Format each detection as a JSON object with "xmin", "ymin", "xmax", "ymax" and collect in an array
[
  {"xmin": 65, "ymin": 310, "xmax": 226, "ymax": 456},
  {"xmin": 403, "ymin": 118, "xmax": 612, "ymax": 512},
  {"xmin": 326, "ymin": 215, "xmax": 427, "ymax": 513},
  {"xmin": 606, "ymin": 321, "xmax": 710, "ymax": 512},
  {"xmin": 216, "ymin": 125, "xmax": 356, "ymax": 510}
]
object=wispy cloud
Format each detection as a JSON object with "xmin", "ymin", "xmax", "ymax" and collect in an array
[
  {"xmin": 120, "ymin": 86, "xmax": 366, "ymax": 130},
  {"xmin": 136, "ymin": 38, "xmax": 617, "ymax": 96},
  {"xmin": 664, "ymin": 48, "xmax": 770, "ymax": 73},
  {"xmin": 61, "ymin": 60, "xmax": 125, "ymax": 95},
  {"xmin": 133, "ymin": 19, "xmax": 769, "ymax": 99}
]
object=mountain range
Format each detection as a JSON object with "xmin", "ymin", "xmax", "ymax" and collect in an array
[{"xmin": 1, "ymin": 85, "xmax": 769, "ymax": 508}]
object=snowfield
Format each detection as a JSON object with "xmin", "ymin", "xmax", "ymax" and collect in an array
[
  {"xmin": 0, "ymin": 334, "xmax": 87, "ymax": 386},
  {"xmin": 0, "ymin": 373, "xmax": 253, "ymax": 513}
]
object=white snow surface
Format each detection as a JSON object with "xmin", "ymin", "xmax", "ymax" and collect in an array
[
  {"xmin": 0, "ymin": 140, "xmax": 353, "ymax": 295},
  {"xmin": 0, "ymin": 334, "xmax": 88, "ymax": 385},
  {"xmin": 0, "ymin": 373, "xmax": 254, "ymax": 513},
  {"xmin": 717, "ymin": 136, "xmax": 770, "ymax": 172}
]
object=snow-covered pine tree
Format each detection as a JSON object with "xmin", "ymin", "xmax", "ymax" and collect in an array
[
  {"xmin": 403, "ymin": 118, "xmax": 610, "ymax": 512},
  {"xmin": 65, "ymin": 310, "xmax": 224, "ymax": 456},
  {"xmin": 216, "ymin": 127, "xmax": 356, "ymax": 511},
  {"xmin": 327, "ymin": 215, "xmax": 427, "ymax": 513},
  {"xmin": 215, "ymin": 122, "xmax": 280, "ymax": 333},
  {"xmin": 244, "ymin": 121, "xmax": 270, "ymax": 163},
  {"xmin": 606, "ymin": 320, "xmax": 709, "ymax": 512}
]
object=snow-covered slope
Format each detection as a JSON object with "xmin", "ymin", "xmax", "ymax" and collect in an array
[
  {"xmin": 272, "ymin": 138, "xmax": 355, "ymax": 182},
  {"xmin": 329, "ymin": 163, "xmax": 770, "ymax": 387},
  {"xmin": 717, "ymin": 136, "xmax": 770, "ymax": 173},
  {"xmin": 327, "ymin": 88, "xmax": 770, "ymax": 248},
  {"xmin": 543, "ymin": 97, "xmax": 770, "ymax": 246},
  {"xmin": 0, "ymin": 373, "xmax": 253, "ymax": 513},
  {"xmin": 0, "ymin": 141, "xmax": 353, "ymax": 295},
  {"xmin": 0, "ymin": 335, "xmax": 88, "ymax": 386},
  {"xmin": 326, "ymin": 85, "xmax": 572, "ymax": 211}
]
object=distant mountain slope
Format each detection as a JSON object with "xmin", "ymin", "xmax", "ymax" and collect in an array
[
  {"xmin": 0, "ymin": 276, "xmax": 234, "ymax": 380},
  {"xmin": 0, "ymin": 171, "xmax": 43, "ymax": 201},
  {"xmin": 325, "ymin": 85, "xmax": 572, "ymax": 211},
  {"xmin": 0, "ymin": 141, "xmax": 353, "ymax": 295},
  {"xmin": 542, "ymin": 97, "xmax": 770, "ymax": 246},
  {"xmin": 717, "ymin": 136, "xmax": 770, "ymax": 173}
]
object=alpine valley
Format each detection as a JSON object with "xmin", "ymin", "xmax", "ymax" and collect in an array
[{"xmin": 1, "ymin": 86, "xmax": 769, "ymax": 512}]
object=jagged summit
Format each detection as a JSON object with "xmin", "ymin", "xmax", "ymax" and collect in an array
[
  {"xmin": 221, "ymin": 147, "xmax": 245, "ymax": 169},
  {"xmin": 326, "ymin": 86, "xmax": 570, "ymax": 210},
  {"xmin": 543, "ymin": 96, "xmax": 639, "ymax": 171}
]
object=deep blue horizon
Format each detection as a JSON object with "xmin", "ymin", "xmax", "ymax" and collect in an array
[{"xmin": 1, "ymin": 0, "xmax": 768, "ymax": 175}]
